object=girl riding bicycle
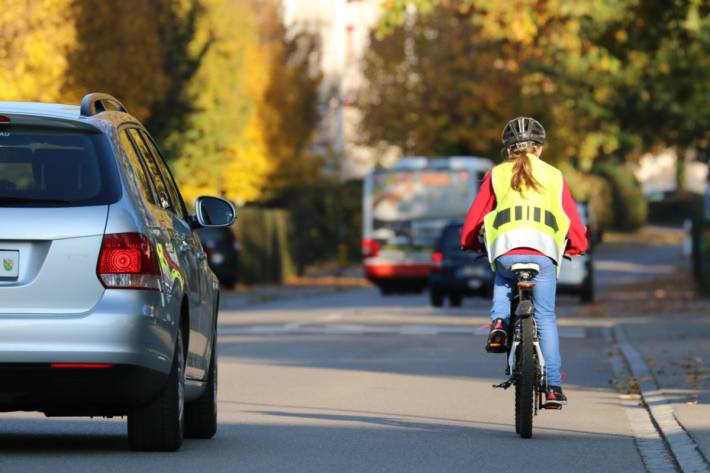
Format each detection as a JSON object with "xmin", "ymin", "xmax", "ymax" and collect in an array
[{"xmin": 460, "ymin": 117, "xmax": 588, "ymax": 409}]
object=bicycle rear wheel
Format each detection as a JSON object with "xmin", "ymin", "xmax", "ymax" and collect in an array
[{"xmin": 515, "ymin": 316, "xmax": 535, "ymax": 438}]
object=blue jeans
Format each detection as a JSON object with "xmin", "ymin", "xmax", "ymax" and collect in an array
[{"xmin": 490, "ymin": 255, "xmax": 562, "ymax": 386}]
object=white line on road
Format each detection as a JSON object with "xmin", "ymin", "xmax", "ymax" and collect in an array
[
  {"xmin": 219, "ymin": 324, "xmax": 587, "ymax": 338},
  {"xmin": 472, "ymin": 326, "xmax": 587, "ymax": 338},
  {"xmin": 614, "ymin": 325, "xmax": 710, "ymax": 473}
]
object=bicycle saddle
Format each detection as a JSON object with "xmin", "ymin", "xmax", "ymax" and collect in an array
[{"xmin": 511, "ymin": 263, "xmax": 540, "ymax": 274}]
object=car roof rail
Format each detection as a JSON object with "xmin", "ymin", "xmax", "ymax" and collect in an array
[{"xmin": 80, "ymin": 92, "xmax": 127, "ymax": 117}]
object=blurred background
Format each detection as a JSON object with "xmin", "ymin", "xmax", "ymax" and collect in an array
[{"xmin": 1, "ymin": 0, "xmax": 708, "ymax": 292}]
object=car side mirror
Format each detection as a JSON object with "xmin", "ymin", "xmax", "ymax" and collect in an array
[{"xmin": 194, "ymin": 196, "xmax": 236, "ymax": 228}]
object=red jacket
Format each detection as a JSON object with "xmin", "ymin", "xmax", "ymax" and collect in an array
[{"xmin": 460, "ymin": 172, "xmax": 588, "ymax": 256}]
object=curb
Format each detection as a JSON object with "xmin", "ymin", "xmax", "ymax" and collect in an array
[{"xmin": 614, "ymin": 325, "xmax": 710, "ymax": 473}]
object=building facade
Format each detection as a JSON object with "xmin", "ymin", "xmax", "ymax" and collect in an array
[{"xmin": 282, "ymin": 0, "xmax": 384, "ymax": 178}]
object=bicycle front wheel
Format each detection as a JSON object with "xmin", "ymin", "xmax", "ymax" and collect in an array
[{"xmin": 515, "ymin": 316, "xmax": 535, "ymax": 438}]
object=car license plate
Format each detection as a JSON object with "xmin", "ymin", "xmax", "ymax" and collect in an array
[
  {"xmin": 459, "ymin": 265, "xmax": 485, "ymax": 278},
  {"xmin": 467, "ymin": 279, "xmax": 482, "ymax": 289},
  {"xmin": 0, "ymin": 250, "xmax": 19, "ymax": 278}
]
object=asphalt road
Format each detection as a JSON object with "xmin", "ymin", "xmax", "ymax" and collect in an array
[{"xmin": 0, "ymin": 229, "xmax": 686, "ymax": 472}]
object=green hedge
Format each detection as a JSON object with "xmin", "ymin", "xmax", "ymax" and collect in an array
[
  {"xmin": 233, "ymin": 180, "xmax": 363, "ymax": 283},
  {"xmin": 560, "ymin": 164, "xmax": 614, "ymax": 232},
  {"xmin": 234, "ymin": 208, "xmax": 296, "ymax": 284},
  {"xmin": 593, "ymin": 163, "xmax": 648, "ymax": 231},
  {"xmin": 266, "ymin": 180, "xmax": 362, "ymax": 274}
]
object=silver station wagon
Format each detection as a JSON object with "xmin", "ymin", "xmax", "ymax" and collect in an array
[{"xmin": 0, "ymin": 93, "xmax": 235, "ymax": 451}]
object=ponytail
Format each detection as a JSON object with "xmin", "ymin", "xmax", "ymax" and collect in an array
[{"xmin": 510, "ymin": 152, "xmax": 542, "ymax": 194}]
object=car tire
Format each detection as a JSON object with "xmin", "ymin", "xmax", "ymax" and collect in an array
[
  {"xmin": 580, "ymin": 260, "xmax": 595, "ymax": 304},
  {"xmin": 185, "ymin": 334, "xmax": 218, "ymax": 439},
  {"xmin": 449, "ymin": 293, "xmax": 462, "ymax": 308},
  {"xmin": 430, "ymin": 289, "xmax": 444, "ymax": 307},
  {"xmin": 220, "ymin": 277, "xmax": 236, "ymax": 290},
  {"xmin": 128, "ymin": 327, "xmax": 185, "ymax": 451},
  {"xmin": 580, "ymin": 278, "xmax": 595, "ymax": 304}
]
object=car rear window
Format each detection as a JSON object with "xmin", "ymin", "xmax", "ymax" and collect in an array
[
  {"xmin": 0, "ymin": 127, "xmax": 120, "ymax": 206},
  {"xmin": 440, "ymin": 225, "xmax": 463, "ymax": 253}
]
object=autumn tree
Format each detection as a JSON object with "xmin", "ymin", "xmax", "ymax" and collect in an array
[
  {"xmin": 257, "ymin": 0, "xmax": 322, "ymax": 195},
  {"xmin": 63, "ymin": 0, "xmax": 182, "ymax": 120},
  {"xmin": 367, "ymin": 0, "xmax": 710, "ymax": 167},
  {"xmin": 0, "ymin": 0, "xmax": 76, "ymax": 102}
]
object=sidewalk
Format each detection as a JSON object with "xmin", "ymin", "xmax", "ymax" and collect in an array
[
  {"xmin": 601, "ymin": 267, "xmax": 710, "ymax": 466},
  {"xmin": 622, "ymin": 314, "xmax": 710, "ymax": 465}
]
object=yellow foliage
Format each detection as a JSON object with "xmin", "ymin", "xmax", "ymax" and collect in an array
[
  {"xmin": 61, "ymin": 1, "xmax": 174, "ymax": 121},
  {"xmin": 0, "ymin": 0, "xmax": 76, "ymax": 102},
  {"xmin": 171, "ymin": 0, "xmax": 274, "ymax": 205}
]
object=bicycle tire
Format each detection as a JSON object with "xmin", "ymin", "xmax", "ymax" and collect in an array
[{"xmin": 516, "ymin": 316, "xmax": 535, "ymax": 438}]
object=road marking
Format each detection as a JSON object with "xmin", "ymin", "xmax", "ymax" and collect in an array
[
  {"xmin": 614, "ymin": 325, "xmax": 710, "ymax": 473},
  {"xmin": 472, "ymin": 326, "xmax": 586, "ymax": 338},
  {"xmin": 322, "ymin": 324, "xmax": 366, "ymax": 334},
  {"xmin": 219, "ymin": 324, "xmax": 588, "ymax": 338},
  {"xmin": 399, "ymin": 325, "xmax": 440, "ymax": 335}
]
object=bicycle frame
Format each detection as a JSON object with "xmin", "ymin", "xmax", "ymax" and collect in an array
[{"xmin": 507, "ymin": 286, "xmax": 547, "ymax": 390}]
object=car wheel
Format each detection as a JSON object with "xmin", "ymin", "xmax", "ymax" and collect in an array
[
  {"xmin": 580, "ymin": 260, "xmax": 595, "ymax": 304},
  {"xmin": 185, "ymin": 332, "xmax": 218, "ymax": 439},
  {"xmin": 449, "ymin": 293, "xmax": 462, "ymax": 308},
  {"xmin": 430, "ymin": 289, "xmax": 444, "ymax": 307},
  {"xmin": 580, "ymin": 277, "xmax": 595, "ymax": 304},
  {"xmin": 128, "ymin": 326, "xmax": 185, "ymax": 451},
  {"xmin": 220, "ymin": 277, "xmax": 236, "ymax": 290}
]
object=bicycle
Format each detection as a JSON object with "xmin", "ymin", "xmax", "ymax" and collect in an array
[{"xmin": 492, "ymin": 262, "xmax": 558, "ymax": 439}]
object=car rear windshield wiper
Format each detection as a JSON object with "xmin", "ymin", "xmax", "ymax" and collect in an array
[{"xmin": 0, "ymin": 197, "xmax": 74, "ymax": 204}]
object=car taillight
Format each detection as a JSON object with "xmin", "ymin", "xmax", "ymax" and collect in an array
[
  {"xmin": 432, "ymin": 251, "xmax": 444, "ymax": 271},
  {"xmin": 362, "ymin": 239, "xmax": 380, "ymax": 257},
  {"xmin": 97, "ymin": 233, "xmax": 161, "ymax": 291}
]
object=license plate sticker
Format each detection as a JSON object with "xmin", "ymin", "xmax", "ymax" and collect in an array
[{"xmin": 0, "ymin": 250, "xmax": 19, "ymax": 278}]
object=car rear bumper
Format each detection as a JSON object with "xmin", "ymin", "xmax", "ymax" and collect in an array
[
  {"xmin": 0, "ymin": 363, "xmax": 169, "ymax": 415},
  {"xmin": 0, "ymin": 290, "xmax": 179, "ymax": 410},
  {"xmin": 364, "ymin": 262, "xmax": 432, "ymax": 280},
  {"xmin": 429, "ymin": 273, "xmax": 493, "ymax": 294}
]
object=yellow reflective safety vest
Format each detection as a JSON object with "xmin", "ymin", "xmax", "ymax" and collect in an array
[{"xmin": 483, "ymin": 154, "xmax": 570, "ymax": 270}]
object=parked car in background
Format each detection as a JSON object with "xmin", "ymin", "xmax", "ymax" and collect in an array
[
  {"xmin": 428, "ymin": 222, "xmax": 493, "ymax": 307},
  {"xmin": 558, "ymin": 202, "xmax": 596, "ymax": 303},
  {"xmin": 0, "ymin": 93, "xmax": 236, "ymax": 451},
  {"xmin": 197, "ymin": 227, "xmax": 240, "ymax": 288}
]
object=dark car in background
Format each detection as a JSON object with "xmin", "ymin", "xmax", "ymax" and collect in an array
[
  {"xmin": 197, "ymin": 227, "xmax": 240, "ymax": 289},
  {"xmin": 429, "ymin": 222, "xmax": 493, "ymax": 307}
]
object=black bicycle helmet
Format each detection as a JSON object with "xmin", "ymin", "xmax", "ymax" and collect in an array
[{"xmin": 501, "ymin": 117, "xmax": 546, "ymax": 149}]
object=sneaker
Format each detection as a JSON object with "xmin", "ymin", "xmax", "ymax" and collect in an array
[
  {"xmin": 485, "ymin": 318, "xmax": 508, "ymax": 353},
  {"xmin": 544, "ymin": 386, "xmax": 567, "ymax": 408}
]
